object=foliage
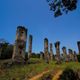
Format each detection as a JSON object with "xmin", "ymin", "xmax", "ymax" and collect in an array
[
  {"xmin": 0, "ymin": 40, "xmax": 13, "ymax": 59},
  {"xmin": 31, "ymin": 53, "xmax": 40, "ymax": 58},
  {"xmin": 59, "ymin": 68, "xmax": 79, "ymax": 80},
  {"xmin": 47, "ymin": 0, "xmax": 77, "ymax": 17}
]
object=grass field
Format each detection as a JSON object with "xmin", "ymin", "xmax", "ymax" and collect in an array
[{"xmin": 0, "ymin": 58, "xmax": 80, "ymax": 80}]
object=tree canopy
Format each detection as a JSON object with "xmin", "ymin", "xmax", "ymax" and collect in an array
[{"xmin": 47, "ymin": 0, "xmax": 77, "ymax": 17}]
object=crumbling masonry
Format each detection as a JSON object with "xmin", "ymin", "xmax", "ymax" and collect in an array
[
  {"xmin": 28, "ymin": 35, "xmax": 33, "ymax": 59},
  {"xmin": 50, "ymin": 43, "xmax": 53, "ymax": 60},
  {"xmin": 12, "ymin": 26, "xmax": 27, "ymax": 63},
  {"xmin": 44, "ymin": 38, "xmax": 49, "ymax": 63},
  {"xmin": 77, "ymin": 41, "xmax": 80, "ymax": 55},
  {"xmin": 62, "ymin": 47, "xmax": 67, "ymax": 62},
  {"xmin": 55, "ymin": 41, "xmax": 61, "ymax": 64}
]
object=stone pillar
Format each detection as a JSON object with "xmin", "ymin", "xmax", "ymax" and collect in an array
[
  {"xmin": 28, "ymin": 35, "xmax": 33, "ymax": 59},
  {"xmin": 54, "ymin": 41, "xmax": 61, "ymax": 64},
  {"xmin": 68, "ymin": 49, "xmax": 74, "ymax": 61},
  {"xmin": 12, "ymin": 26, "xmax": 27, "ymax": 63},
  {"xmin": 77, "ymin": 41, "xmax": 80, "ymax": 55},
  {"xmin": 44, "ymin": 38, "xmax": 49, "ymax": 63},
  {"xmin": 50, "ymin": 43, "xmax": 53, "ymax": 60},
  {"xmin": 62, "ymin": 47, "xmax": 67, "ymax": 62},
  {"xmin": 74, "ymin": 51, "xmax": 78, "ymax": 62},
  {"xmin": 0, "ymin": 49, "xmax": 1, "ymax": 58},
  {"xmin": 40, "ymin": 51, "xmax": 44, "ymax": 59}
]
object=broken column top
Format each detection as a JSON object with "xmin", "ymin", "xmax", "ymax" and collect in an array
[
  {"xmin": 40, "ymin": 51, "xmax": 43, "ymax": 54},
  {"xmin": 50, "ymin": 43, "xmax": 52, "ymax": 46},
  {"xmin": 16, "ymin": 26, "xmax": 27, "ymax": 42},
  {"xmin": 68, "ymin": 49, "xmax": 73, "ymax": 53},
  {"xmin": 44, "ymin": 38, "xmax": 48, "ymax": 41},
  {"xmin": 17, "ymin": 26, "xmax": 27, "ymax": 34},
  {"xmin": 29, "ymin": 35, "xmax": 33, "ymax": 39},
  {"xmin": 62, "ymin": 46, "xmax": 66, "ymax": 50},
  {"xmin": 55, "ymin": 41, "xmax": 60, "ymax": 48},
  {"xmin": 77, "ymin": 41, "xmax": 80, "ymax": 44},
  {"xmin": 74, "ymin": 51, "xmax": 77, "ymax": 54}
]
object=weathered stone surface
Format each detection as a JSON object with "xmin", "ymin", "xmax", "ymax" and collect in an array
[
  {"xmin": 50, "ymin": 43, "xmax": 53, "ymax": 60},
  {"xmin": 44, "ymin": 38, "xmax": 49, "ymax": 63},
  {"xmin": 54, "ymin": 41, "xmax": 61, "ymax": 64},
  {"xmin": 62, "ymin": 47, "xmax": 67, "ymax": 62},
  {"xmin": 77, "ymin": 41, "xmax": 80, "ymax": 55},
  {"xmin": 28, "ymin": 35, "xmax": 33, "ymax": 59},
  {"xmin": 68, "ymin": 49, "xmax": 74, "ymax": 61},
  {"xmin": 12, "ymin": 26, "xmax": 27, "ymax": 63},
  {"xmin": 40, "ymin": 51, "xmax": 44, "ymax": 59},
  {"xmin": 74, "ymin": 51, "xmax": 78, "ymax": 62}
]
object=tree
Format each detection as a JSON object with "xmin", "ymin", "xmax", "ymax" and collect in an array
[
  {"xmin": 47, "ymin": 0, "xmax": 77, "ymax": 17},
  {"xmin": 0, "ymin": 39, "xmax": 13, "ymax": 59}
]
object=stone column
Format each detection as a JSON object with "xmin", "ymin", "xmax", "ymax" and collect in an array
[
  {"xmin": 50, "ymin": 43, "xmax": 53, "ymax": 60},
  {"xmin": 12, "ymin": 26, "xmax": 27, "ymax": 63},
  {"xmin": 0, "ymin": 43, "xmax": 2, "ymax": 58},
  {"xmin": 68, "ymin": 49, "xmax": 74, "ymax": 61},
  {"xmin": 74, "ymin": 51, "xmax": 78, "ymax": 62},
  {"xmin": 40, "ymin": 51, "xmax": 44, "ymax": 59},
  {"xmin": 54, "ymin": 41, "xmax": 61, "ymax": 64},
  {"xmin": 44, "ymin": 38, "xmax": 49, "ymax": 63},
  {"xmin": 28, "ymin": 35, "xmax": 33, "ymax": 59},
  {"xmin": 77, "ymin": 41, "xmax": 80, "ymax": 55},
  {"xmin": 62, "ymin": 47, "xmax": 67, "ymax": 62}
]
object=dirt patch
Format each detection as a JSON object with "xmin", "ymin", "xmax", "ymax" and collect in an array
[
  {"xmin": 27, "ymin": 70, "xmax": 50, "ymax": 80},
  {"xmin": 40, "ymin": 68, "xmax": 62, "ymax": 80},
  {"xmin": 52, "ymin": 70, "xmax": 62, "ymax": 80}
]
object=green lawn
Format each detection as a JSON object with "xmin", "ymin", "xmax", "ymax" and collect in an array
[{"xmin": 0, "ymin": 58, "xmax": 80, "ymax": 80}]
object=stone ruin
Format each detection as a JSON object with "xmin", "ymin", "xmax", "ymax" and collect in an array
[
  {"xmin": 12, "ymin": 26, "xmax": 27, "ymax": 63},
  {"xmin": 28, "ymin": 35, "xmax": 33, "ymax": 59},
  {"xmin": 40, "ymin": 51, "xmax": 44, "ymax": 59},
  {"xmin": 77, "ymin": 41, "xmax": 80, "ymax": 55},
  {"xmin": 11, "ymin": 26, "xmax": 79, "ymax": 64},
  {"xmin": 74, "ymin": 51, "xmax": 78, "ymax": 62},
  {"xmin": 62, "ymin": 47, "xmax": 67, "ymax": 62},
  {"xmin": 54, "ymin": 41, "xmax": 61, "ymax": 64},
  {"xmin": 68, "ymin": 49, "xmax": 74, "ymax": 61},
  {"xmin": 44, "ymin": 38, "xmax": 49, "ymax": 63},
  {"xmin": 0, "ymin": 44, "xmax": 2, "ymax": 58},
  {"xmin": 50, "ymin": 43, "xmax": 54, "ymax": 60}
]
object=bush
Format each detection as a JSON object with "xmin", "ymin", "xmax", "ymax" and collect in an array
[
  {"xmin": 31, "ymin": 53, "xmax": 40, "ymax": 58},
  {"xmin": 59, "ymin": 68, "xmax": 79, "ymax": 80},
  {"xmin": 0, "ymin": 44, "xmax": 13, "ymax": 59}
]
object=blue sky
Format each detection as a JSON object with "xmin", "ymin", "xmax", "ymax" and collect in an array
[{"xmin": 0, "ymin": 0, "xmax": 80, "ymax": 54}]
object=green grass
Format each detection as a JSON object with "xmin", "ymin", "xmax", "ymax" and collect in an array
[{"xmin": 0, "ymin": 58, "xmax": 80, "ymax": 80}]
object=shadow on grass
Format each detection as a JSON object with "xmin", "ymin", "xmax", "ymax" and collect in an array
[{"xmin": 58, "ymin": 68, "xmax": 80, "ymax": 80}]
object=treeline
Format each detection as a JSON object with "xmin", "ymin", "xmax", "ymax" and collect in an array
[
  {"xmin": 0, "ymin": 42, "xmax": 13, "ymax": 59},
  {"xmin": 0, "ymin": 40, "xmax": 40, "ymax": 60}
]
